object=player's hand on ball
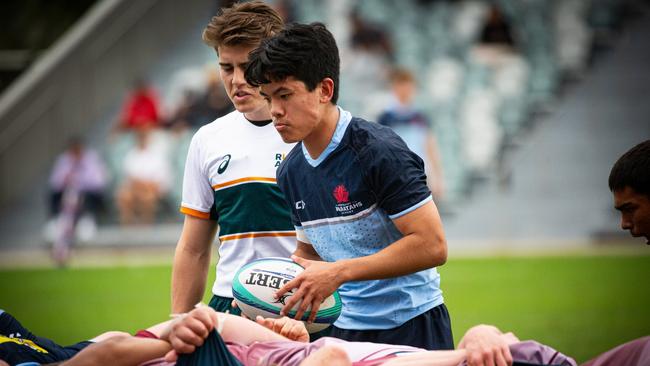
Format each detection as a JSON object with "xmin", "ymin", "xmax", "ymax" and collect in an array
[
  {"xmin": 275, "ymin": 255, "xmax": 344, "ymax": 323},
  {"xmin": 230, "ymin": 299, "xmax": 250, "ymax": 319},
  {"xmin": 165, "ymin": 306, "xmax": 218, "ymax": 361},
  {"xmin": 255, "ymin": 315, "xmax": 309, "ymax": 342}
]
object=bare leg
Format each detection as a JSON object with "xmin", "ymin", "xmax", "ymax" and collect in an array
[
  {"xmin": 136, "ymin": 181, "xmax": 161, "ymax": 225},
  {"xmin": 116, "ymin": 183, "xmax": 135, "ymax": 225}
]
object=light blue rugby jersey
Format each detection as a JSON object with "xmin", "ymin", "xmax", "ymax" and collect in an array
[{"xmin": 276, "ymin": 107, "xmax": 444, "ymax": 330}]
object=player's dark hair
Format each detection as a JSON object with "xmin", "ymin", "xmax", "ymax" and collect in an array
[
  {"xmin": 245, "ymin": 22, "xmax": 340, "ymax": 104},
  {"xmin": 202, "ymin": 1, "xmax": 284, "ymax": 51},
  {"xmin": 608, "ymin": 140, "xmax": 650, "ymax": 196}
]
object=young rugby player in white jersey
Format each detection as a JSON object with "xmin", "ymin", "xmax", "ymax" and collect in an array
[{"xmin": 171, "ymin": 1, "xmax": 295, "ymax": 315}]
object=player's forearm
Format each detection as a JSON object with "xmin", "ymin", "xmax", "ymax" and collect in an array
[
  {"xmin": 171, "ymin": 244, "xmax": 211, "ymax": 313},
  {"xmin": 62, "ymin": 337, "xmax": 171, "ymax": 366},
  {"xmin": 293, "ymin": 240, "xmax": 323, "ymax": 261},
  {"xmin": 335, "ymin": 200, "xmax": 448, "ymax": 282},
  {"xmin": 336, "ymin": 231, "xmax": 447, "ymax": 283}
]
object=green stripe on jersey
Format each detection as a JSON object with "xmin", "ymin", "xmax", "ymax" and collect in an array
[{"xmin": 213, "ymin": 182, "xmax": 293, "ymax": 236}]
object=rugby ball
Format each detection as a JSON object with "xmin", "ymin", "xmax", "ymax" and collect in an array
[{"xmin": 232, "ymin": 257, "xmax": 342, "ymax": 333}]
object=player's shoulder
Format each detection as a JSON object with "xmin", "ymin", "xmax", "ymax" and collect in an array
[
  {"xmin": 277, "ymin": 143, "xmax": 303, "ymax": 177},
  {"xmin": 282, "ymin": 142, "xmax": 303, "ymax": 165},
  {"xmin": 191, "ymin": 110, "xmax": 243, "ymax": 142},
  {"xmin": 345, "ymin": 117, "xmax": 406, "ymax": 156}
]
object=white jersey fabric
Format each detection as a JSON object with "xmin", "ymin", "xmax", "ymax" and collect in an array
[{"xmin": 180, "ymin": 110, "xmax": 296, "ymax": 297}]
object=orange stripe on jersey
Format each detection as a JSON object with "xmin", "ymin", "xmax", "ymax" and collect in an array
[
  {"xmin": 219, "ymin": 231, "xmax": 296, "ymax": 242},
  {"xmin": 180, "ymin": 206, "xmax": 211, "ymax": 219},
  {"xmin": 212, "ymin": 177, "xmax": 276, "ymax": 190}
]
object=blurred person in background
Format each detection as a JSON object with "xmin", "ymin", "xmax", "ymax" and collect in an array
[
  {"xmin": 378, "ymin": 68, "xmax": 445, "ymax": 199},
  {"xmin": 167, "ymin": 69, "xmax": 234, "ymax": 131},
  {"xmin": 342, "ymin": 9, "xmax": 392, "ymax": 117},
  {"xmin": 349, "ymin": 9, "xmax": 393, "ymax": 59},
  {"xmin": 113, "ymin": 79, "xmax": 162, "ymax": 134},
  {"xmin": 116, "ymin": 126, "xmax": 172, "ymax": 225},
  {"xmin": 609, "ymin": 139, "xmax": 650, "ymax": 245},
  {"xmin": 46, "ymin": 136, "xmax": 108, "ymax": 243},
  {"xmin": 479, "ymin": 5, "xmax": 515, "ymax": 47}
]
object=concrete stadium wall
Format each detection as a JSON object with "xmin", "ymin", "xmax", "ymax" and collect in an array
[{"xmin": 0, "ymin": 0, "xmax": 214, "ymax": 207}]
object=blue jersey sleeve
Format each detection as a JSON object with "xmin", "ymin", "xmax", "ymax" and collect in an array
[{"xmin": 361, "ymin": 130, "xmax": 431, "ymax": 217}]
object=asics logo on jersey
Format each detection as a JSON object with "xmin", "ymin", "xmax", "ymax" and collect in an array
[
  {"xmin": 218, "ymin": 154, "xmax": 232, "ymax": 174},
  {"xmin": 295, "ymin": 200, "xmax": 306, "ymax": 210}
]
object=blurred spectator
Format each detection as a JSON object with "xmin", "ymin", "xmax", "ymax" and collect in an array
[
  {"xmin": 113, "ymin": 79, "xmax": 161, "ymax": 132},
  {"xmin": 342, "ymin": 10, "xmax": 392, "ymax": 117},
  {"xmin": 350, "ymin": 9, "xmax": 393, "ymax": 59},
  {"xmin": 46, "ymin": 137, "xmax": 108, "ymax": 241},
  {"xmin": 165, "ymin": 66, "xmax": 211, "ymax": 114},
  {"xmin": 377, "ymin": 68, "xmax": 445, "ymax": 199},
  {"xmin": 466, "ymin": 5, "xmax": 528, "ymax": 183},
  {"xmin": 479, "ymin": 5, "xmax": 515, "ymax": 46},
  {"xmin": 168, "ymin": 69, "xmax": 233, "ymax": 130},
  {"xmin": 116, "ymin": 127, "xmax": 172, "ymax": 225},
  {"xmin": 471, "ymin": 5, "xmax": 519, "ymax": 69}
]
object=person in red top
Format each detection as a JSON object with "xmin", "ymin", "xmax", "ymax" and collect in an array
[{"xmin": 117, "ymin": 79, "xmax": 161, "ymax": 130}]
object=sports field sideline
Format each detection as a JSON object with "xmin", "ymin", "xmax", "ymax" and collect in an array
[{"xmin": 0, "ymin": 243, "xmax": 648, "ymax": 363}]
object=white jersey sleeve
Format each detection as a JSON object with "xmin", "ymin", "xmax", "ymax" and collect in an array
[{"xmin": 180, "ymin": 130, "xmax": 214, "ymax": 219}]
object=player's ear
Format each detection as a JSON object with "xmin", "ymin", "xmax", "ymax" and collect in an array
[{"xmin": 319, "ymin": 78, "xmax": 334, "ymax": 104}]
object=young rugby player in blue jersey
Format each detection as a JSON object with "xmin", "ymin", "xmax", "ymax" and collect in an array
[
  {"xmin": 244, "ymin": 23, "xmax": 452, "ymax": 350},
  {"xmin": 171, "ymin": 2, "xmax": 296, "ymax": 315}
]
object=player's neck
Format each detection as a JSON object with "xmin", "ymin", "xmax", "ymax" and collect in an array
[
  {"xmin": 303, "ymin": 104, "xmax": 339, "ymax": 160},
  {"xmin": 243, "ymin": 108, "xmax": 272, "ymax": 122}
]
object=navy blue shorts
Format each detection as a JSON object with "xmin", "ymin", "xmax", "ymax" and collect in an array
[
  {"xmin": 0, "ymin": 310, "xmax": 91, "ymax": 365},
  {"xmin": 329, "ymin": 303, "xmax": 454, "ymax": 350},
  {"xmin": 176, "ymin": 330, "xmax": 242, "ymax": 366},
  {"xmin": 208, "ymin": 295, "xmax": 242, "ymax": 316}
]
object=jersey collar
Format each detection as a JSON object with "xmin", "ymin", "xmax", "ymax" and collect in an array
[{"xmin": 302, "ymin": 106, "xmax": 352, "ymax": 167}]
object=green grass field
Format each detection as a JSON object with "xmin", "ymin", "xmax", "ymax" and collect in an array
[{"xmin": 1, "ymin": 254, "xmax": 649, "ymax": 363}]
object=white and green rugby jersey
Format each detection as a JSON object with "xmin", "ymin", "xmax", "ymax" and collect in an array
[{"xmin": 180, "ymin": 110, "xmax": 296, "ymax": 298}]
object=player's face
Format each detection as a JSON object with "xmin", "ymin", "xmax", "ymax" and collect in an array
[
  {"xmin": 260, "ymin": 77, "xmax": 330, "ymax": 144},
  {"xmin": 217, "ymin": 44, "xmax": 270, "ymax": 121},
  {"xmin": 614, "ymin": 186, "xmax": 650, "ymax": 245},
  {"xmin": 393, "ymin": 80, "xmax": 415, "ymax": 104}
]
